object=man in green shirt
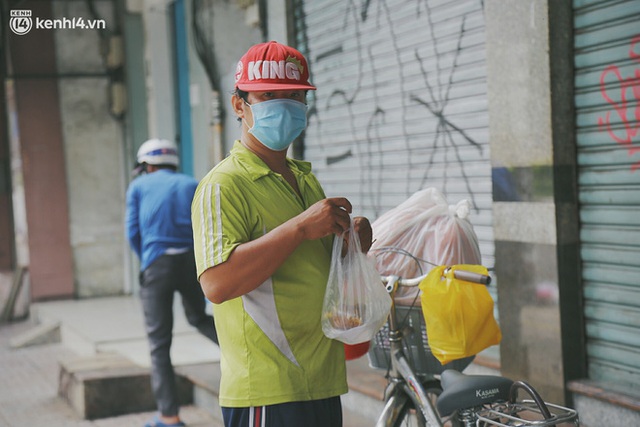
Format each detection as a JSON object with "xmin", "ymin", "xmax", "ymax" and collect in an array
[{"xmin": 191, "ymin": 41, "xmax": 372, "ymax": 427}]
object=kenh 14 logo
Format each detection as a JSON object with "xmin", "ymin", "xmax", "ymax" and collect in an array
[
  {"xmin": 8, "ymin": 9, "xmax": 107, "ymax": 35},
  {"xmin": 9, "ymin": 10, "xmax": 32, "ymax": 35}
]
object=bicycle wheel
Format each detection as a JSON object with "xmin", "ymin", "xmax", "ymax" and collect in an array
[
  {"xmin": 393, "ymin": 399, "xmax": 426, "ymax": 427},
  {"xmin": 393, "ymin": 380, "xmax": 462, "ymax": 427}
]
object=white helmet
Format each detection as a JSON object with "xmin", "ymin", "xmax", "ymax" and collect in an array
[{"xmin": 136, "ymin": 138, "xmax": 179, "ymax": 167}]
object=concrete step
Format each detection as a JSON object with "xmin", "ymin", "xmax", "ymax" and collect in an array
[
  {"xmin": 58, "ymin": 352, "xmax": 194, "ymax": 419},
  {"xmin": 54, "ymin": 345, "xmax": 501, "ymax": 424},
  {"xmin": 177, "ymin": 357, "xmax": 386, "ymax": 427},
  {"xmin": 30, "ymin": 296, "xmax": 393, "ymax": 424},
  {"xmin": 57, "ymin": 354, "xmax": 384, "ymax": 424}
]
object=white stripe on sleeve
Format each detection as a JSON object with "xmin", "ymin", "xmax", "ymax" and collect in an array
[{"xmin": 215, "ymin": 183, "xmax": 223, "ymax": 265}]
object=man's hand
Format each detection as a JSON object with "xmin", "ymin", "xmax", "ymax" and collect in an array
[
  {"xmin": 341, "ymin": 216, "xmax": 373, "ymax": 255},
  {"xmin": 353, "ymin": 216, "xmax": 373, "ymax": 253},
  {"xmin": 294, "ymin": 197, "xmax": 353, "ymax": 240},
  {"xmin": 294, "ymin": 198, "xmax": 372, "ymax": 254}
]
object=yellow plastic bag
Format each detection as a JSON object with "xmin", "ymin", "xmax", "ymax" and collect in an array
[{"xmin": 419, "ymin": 265, "xmax": 501, "ymax": 364}]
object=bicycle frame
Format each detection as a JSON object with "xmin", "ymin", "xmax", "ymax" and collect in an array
[
  {"xmin": 375, "ymin": 275, "xmax": 443, "ymax": 427},
  {"xmin": 372, "ymin": 266, "xmax": 577, "ymax": 427}
]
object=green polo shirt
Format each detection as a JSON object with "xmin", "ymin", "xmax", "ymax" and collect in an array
[{"xmin": 192, "ymin": 141, "xmax": 347, "ymax": 407}]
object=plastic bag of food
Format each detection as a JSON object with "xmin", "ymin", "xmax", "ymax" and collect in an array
[
  {"xmin": 322, "ymin": 220, "xmax": 392, "ymax": 344},
  {"xmin": 369, "ymin": 188, "xmax": 481, "ymax": 305}
]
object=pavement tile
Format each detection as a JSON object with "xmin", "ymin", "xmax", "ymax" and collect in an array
[{"xmin": 0, "ymin": 318, "xmax": 222, "ymax": 427}]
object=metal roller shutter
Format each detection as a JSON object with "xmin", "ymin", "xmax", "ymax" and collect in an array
[
  {"xmin": 573, "ymin": 0, "xmax": 640, "ymax": 390},
  {"xmin": 293, "ymin": 0, "xmax": 494, "ymax": 268}
]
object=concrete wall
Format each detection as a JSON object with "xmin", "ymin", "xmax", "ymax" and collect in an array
[
  {"xmin": 485, "ymin": 0, "xmax": 565, "ymax": 403},
  {"xmin": 53, "ymin": 1, "xmax": 127, "ymax": 298},
  {"xmin": 186, "ymin": 0, "xmax": 261, "ymax": 180},
  {"xmin": 9, "ymin": 0, "xmax": 75, "ymax": 301},
  {"xmin": 138, "ymin": 0, "xmax": 262, "ymax": 179},
  {"xmin": 142, "ymin": 0, "xmax": 178, "ymax": 142}
]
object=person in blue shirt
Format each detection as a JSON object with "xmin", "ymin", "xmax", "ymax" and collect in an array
[{"xmin": 126, "ymin": 138, "xmax": 218, "ymax": 427}]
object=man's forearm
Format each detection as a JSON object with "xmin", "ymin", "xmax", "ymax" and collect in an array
[{"xmin": 198, "ymin": 218, "xmax": 306, "ymax": 303}]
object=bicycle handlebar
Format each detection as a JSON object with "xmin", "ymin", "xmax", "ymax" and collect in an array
[
  {"xmin": 381, "ymin": 267, "xmax": 491, "ymax": 290},
  {"xmin": 450, "ymin": 268, "xmax": 492, "ymax": 285}
]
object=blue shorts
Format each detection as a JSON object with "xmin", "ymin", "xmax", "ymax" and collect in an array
[{"xmin": 221, "ymin": 396, "xmax": 342, "ymax": 427}]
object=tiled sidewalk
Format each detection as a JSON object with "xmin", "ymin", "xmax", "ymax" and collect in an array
[
  {"xmin": 0, "ymin": 315, "xmax": 221, "ymax": 427},
  {"xmin": 0, "ymin": 295, "xmax": 380, "ymax": 427}
]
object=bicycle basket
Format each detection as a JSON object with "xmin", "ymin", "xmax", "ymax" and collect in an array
[{"xmin": 367, "ymin": 304, "xmax": 474, "ymax": 375}]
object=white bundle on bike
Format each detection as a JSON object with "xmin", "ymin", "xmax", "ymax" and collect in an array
[
  {"xmin": 322, "ymin": 220, "xmax": 392, "ymax": 344},
  {"xmin": 369, "ymin": 188, "xmax": 481, "ymax": 306}
]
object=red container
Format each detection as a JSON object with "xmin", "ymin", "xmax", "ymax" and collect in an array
[{"xmin": 344, "ymin": 341, "xmax": 370, "ymax": 360}]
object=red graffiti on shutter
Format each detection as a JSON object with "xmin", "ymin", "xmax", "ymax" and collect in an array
[{"xmin": 597, "ymin": 35, "xmax": 640, "ymax": 171}]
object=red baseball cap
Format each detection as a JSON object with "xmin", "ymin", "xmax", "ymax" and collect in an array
[{"xmin": 234, "ymin": 41, "xmax": 316, "ymax": 91}]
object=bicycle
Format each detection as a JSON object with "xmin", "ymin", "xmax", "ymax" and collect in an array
[{"xmin": 367, "ymin": 266, "xmax": 580, "ymax": 427}]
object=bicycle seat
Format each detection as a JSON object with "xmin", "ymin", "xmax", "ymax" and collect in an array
[{"xmin": 437, "ymin": 369, "xmax": 514, "ymax": 416}]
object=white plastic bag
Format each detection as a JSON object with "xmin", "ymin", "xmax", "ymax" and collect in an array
[
  {"xmin": 369, "ymin": 188, "xmax": 481, "ymax": 306},
  {"xmin": 322, "ymin": 220, "xmax": 392, "ymax": 344}
]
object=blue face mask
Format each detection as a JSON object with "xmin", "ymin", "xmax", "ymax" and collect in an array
[{"xmin": 246, "ymin": 99, "xmax": 308, "ymax": 151}]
